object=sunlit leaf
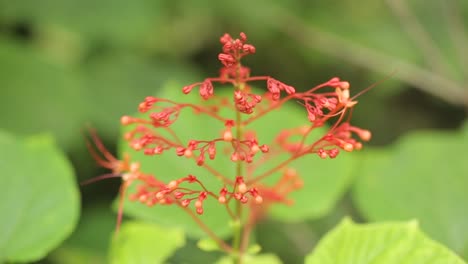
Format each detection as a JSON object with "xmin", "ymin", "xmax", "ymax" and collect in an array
[
  {"xmin": 109, "ymin": 221, "xmax": 185, "ymax": 264},
  {"xmin": 306, "ymin": 218, "xmax": 466, "ymax": 264},
  {"xmin": 353, "ymin": 122, "xmax": 468, "ymax": 259}
]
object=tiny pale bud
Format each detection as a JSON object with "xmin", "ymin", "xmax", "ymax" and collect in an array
[
  {"xmin": 354, "ymin": 142, "xmax": 363, "ymax": 150},
  {"xmin": 231, "ymin": 153, "xmax": 239, "ymax": 161},
  {"xmin": 196, "ymin": 207, "xmax": 204, "ymax": 214},
  {"xmin": 223, "ymin": 130, "xmax": 233, "ymax": 141},
  {"xmin": 167, "ymin": 180, "xmax": 178, "ymax": 189},
  {"xmin": 138, "ymin": 102, "xmax": 147, "ymax": 111},
  {"xmin": 120, "ymin": 115, "xmax": 133, "ymax": 125},
  {"xmin": 339, "ymin": 81, "xmax": 350, "ymax": 89},
  {"xmin": 181, "ymin": 199, "xmax": 190, "ymax": 207},
  {"xmin": 156, "ymin": 192, "xmax": 165, "ymax": 200},
  {"xmin": 184, "ymin": 149, "xmax": 193, "ymax": 157},
  {"xmin": 238, "ymin": 183, "xmax": 247, "ymax": 194},
  {"xmin": 124, "ymin": 132, "xmax": 132, "ymax": 140},
  {"xmin": 132, "ymin": 142, "xmax": 142, "ymax": 150},
  {"xmin": 318, "ymin": 151, "xmax": 327, "ymax": 159},
  {"xmin": 130, "ymin": 162, "xmax": 140, "ymax": 172},
  {"xmin": 218, "ymin": 196, "xmax": 226, "ymax": 204},
  {"xmin": 122, "ymin": 173, "xmax": 132, "ymax": 181},
  {"xmin": 255, "ymin": 196, "xmax": 263, "ymax": 204},
  {"xmin": 251, "ymin": 144, "xmax": 260, "ymax": 153},
  {"xmin": 343, "ymin": 143, "xmax": 354, "ymax": 152},
  {"xmin": 359, "ymin": 130, "xmax": 372, "ymax": 141},
  {"xmin": 240, "ymin": 195, "xmax": 248, "ymax": 203}
]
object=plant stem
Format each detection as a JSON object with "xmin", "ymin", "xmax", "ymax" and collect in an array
[
  {"xmin": 232, "ymin": 62, "xmax": 245, "ymax": 264},
  {"xmin": 181, "ymin": 206, "xmax": 232, "ymax": 253}
]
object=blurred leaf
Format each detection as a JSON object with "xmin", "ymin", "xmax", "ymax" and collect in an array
[
  {"xmin": 0, "ymin": 0, "xmax": 164, "ymax": 46},
  {"xmin": 0, "ymin": 131, "xmax": 80, "ymax": 262},
  {"xmin": 48, "ymin": 247, "xmax": 106, "ymax": 264},
  {"xmin": 109, "ymin": 221, "xmax": 185, "ymax": 264},
  {"xmin": 49, "ymin": 204, "xmax": 116, "ymax": 264},
  {"xmin": 0, "ymin": 39, "xmax": 86, "ymax": 148},
  {"xmin": 352, "ymin": 122, "xmax": 468, "ymax": 258},
  {"xmin": 306, "ymin": 1, "xmax": 420, "ymax": 61},
  {"xmin": 0, "ymin": 36, "xmax": 201, "ymax": 157},
  {"xmin": 197, "ymin": 238, "xmax": 221, "ymax": 252},
  {"xmin": 82, "ymin": 52, "xmax": 201, "ymax": 139},
  {"xmin": 216, "ymin": 254, "xmax": 282, "ymax": 264},
  {"xmin": 167, "ymin": 238, "xmax": 222, "ymax": 264},
  {"xmin": 305, "ymin": 218, "xmax": 466, "ymax": 264}
]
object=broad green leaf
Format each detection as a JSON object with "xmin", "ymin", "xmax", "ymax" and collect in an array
[
  {"xmin": 109, "ymin": 221, "xmax": 185, "ymax": 264},
  {"xmin": 0, "ymin": 131, "xmax": 80, "ymax": 262},
  {"xmin": 119, "ymin": 81, "xmax": 360, "ymax": 236},
  {"xmin": 352, "ymin": 122, "xmax": 468, "ymax": 258},
  {"xmin": 305, "ymin": 218, "xmax": 466, "ymax": 264},
  {"xmin": 216, "ymin": 254, "xmax": 282, "ymax": 264}
]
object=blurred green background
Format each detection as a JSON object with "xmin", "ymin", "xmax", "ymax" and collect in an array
[{"xmin": 1, "ymin": 0, "xmax": 467, "ymax": 263}]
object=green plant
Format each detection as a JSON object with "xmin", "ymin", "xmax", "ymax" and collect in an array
[{"xmin": 82, "ymin": 32, "xmax": 466, "ymax": 263}]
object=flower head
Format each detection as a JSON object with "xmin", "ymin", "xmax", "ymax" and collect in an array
[{"xmin": 86, "ymin": 32, "xmax": 372, "ymax": 244}]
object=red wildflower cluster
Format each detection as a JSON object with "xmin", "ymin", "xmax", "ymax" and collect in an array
[{"xmin": 88, "ymin": 33, "xmax": 371, "ymax": 242}]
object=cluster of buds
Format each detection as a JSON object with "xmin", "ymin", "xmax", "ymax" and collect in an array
[{"xmin": 88, "ymin": 32, "xmax": 372, "ymax": 236}]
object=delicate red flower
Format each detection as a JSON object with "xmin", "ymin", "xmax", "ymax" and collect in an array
[{"xmin": 85, "ymin": 32, "xmax": 372, "ymax": 255}]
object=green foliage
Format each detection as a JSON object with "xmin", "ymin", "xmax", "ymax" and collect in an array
[
  {"xmin": 1, "ymin": 0, "xmax": 467, "ymax": 262},
  {"xmin": 216, "ymin": 254, "xmax": 282, "ymax": 264},
  {"xmin": 109, "ymin": 221, "xmax": 185, "ymax": 264},
  {"xmin": 0, "ymin": 131, "xmax": 80, "ymax": 262},
  {"xmin": 353, "ymin": 122, "xmax": 468, "ymax": 259},
  {"xmin": 306, "ymin": 218, "xmax": 466, "ymax": 264}
]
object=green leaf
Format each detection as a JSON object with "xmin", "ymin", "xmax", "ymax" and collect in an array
[
  {"xmin": 352, "ymin": 123, "xmax": 468, "ymax": 258},
  {"xmin": 109, "ymin": 221, "xmax": 185, "ymax": 264},
  {"xmin": 216, "ymin": 254, "xmax": 282, "ymax": 264},
  {"xmin": 197, "ymin": 238, "xmax": 221, "ymax": 252},
  {"xmin": 305, "ymin": 218, "xmax": 466, "ymax": 264},
  {"xmin": 0, "ymin": 131, "xmax": 80, "ymax": 262}
]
